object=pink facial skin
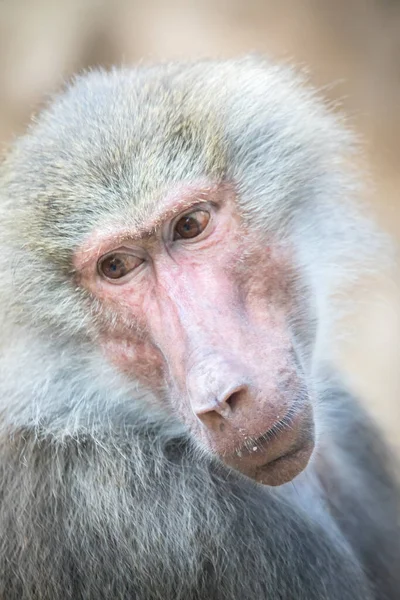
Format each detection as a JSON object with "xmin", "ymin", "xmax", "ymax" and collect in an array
[{"xmin": 75, "ymin": 183, "xmax": 315, "ymax": 486}]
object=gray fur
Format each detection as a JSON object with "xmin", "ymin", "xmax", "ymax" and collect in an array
[{"xmin": 0, "ymin": 57, "xmax": 398, "ymax": 599}]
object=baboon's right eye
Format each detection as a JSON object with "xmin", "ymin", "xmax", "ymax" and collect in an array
[{"xmin": 98, "ymin": 252, "xmax": 143, "ymax": 281}]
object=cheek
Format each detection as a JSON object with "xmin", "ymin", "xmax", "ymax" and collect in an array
[
  {"xmin": 101, "ymin": 336, "xmax": 165, "ymax": 390},
  {"xmin": 236, "ymin": 239, "xmax": 296, "ymax": 322}
]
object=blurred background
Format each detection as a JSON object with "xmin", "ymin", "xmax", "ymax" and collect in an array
[{"xmin": 0, "ymin": 0, "xmax": 399, "ymax": 449}]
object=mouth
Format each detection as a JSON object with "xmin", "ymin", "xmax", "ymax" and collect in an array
[{"xmin": 225, "ymin": 402, "xmax": 315, "ymax": 486}]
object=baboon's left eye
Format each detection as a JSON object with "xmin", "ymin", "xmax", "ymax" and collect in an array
[{"xmin": 173, "ymin": 210, "xmax": 210, "ymax": 240}]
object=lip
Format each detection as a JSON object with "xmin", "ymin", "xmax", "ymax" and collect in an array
[
  {"xmin": 224, "ymin": 402, "xmax": 315, "ymax": 486},
  {"xmin": 252, "ymin": 438, "xmax": 315, "ymax": 486},
  {"xmin": 234, "ymin": 404, "xmax": 301, "ymax": 460}
]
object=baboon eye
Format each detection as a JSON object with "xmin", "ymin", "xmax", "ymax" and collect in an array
[
  {"xmin": 98, "ymin": 252, "xmax": 143, "ymax": 280},
  {"xmin": 173, "ymin": 210, "xmax": 210, "ymax": 240}
]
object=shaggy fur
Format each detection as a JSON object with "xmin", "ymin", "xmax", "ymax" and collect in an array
[{"xmin": 0, "ymin": 57, "xmax": 399, "ymax": 599}]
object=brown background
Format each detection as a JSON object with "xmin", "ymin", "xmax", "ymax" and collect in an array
[{"xmin": 0, "ymin": 0, "xmax": 399, "ymax": 449}]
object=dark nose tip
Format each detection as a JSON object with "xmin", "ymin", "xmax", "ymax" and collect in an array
[{"xmin": 193, "ymin": 385, "xmax": 247, "ymax": 426}]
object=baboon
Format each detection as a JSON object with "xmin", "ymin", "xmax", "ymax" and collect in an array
[{"xmin": 0, "ymin": 58, "xmax": 399, "ymax": 599}]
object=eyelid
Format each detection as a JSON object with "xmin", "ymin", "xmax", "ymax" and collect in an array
[
  {"xmin": 99, "ymin": 245, "xmax": 146, "ymax": 257},
  {"xmin": 97, "ymin": 246, "xmax": 148, "ymax": 268}
]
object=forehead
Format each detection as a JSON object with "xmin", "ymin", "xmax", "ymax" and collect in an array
[
  {"xmin": 4, "ymin": 59, "xmax": 338, "ymax": 267},
  {"xmin": 33, "ymin": 67, "xmax": 228, "ymax": 211}
]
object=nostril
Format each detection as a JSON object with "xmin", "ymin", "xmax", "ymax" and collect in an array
[
  {"xmin": 225, "ymin": 390, "xmax": 243, "ymax": 412},
  {"xmin": 193, "ymin": 385, "xmax": 248, "ymax": 423},
  {"xmin": 221, "ymin": 385, "xmax": 248, "ymax": 414}
]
